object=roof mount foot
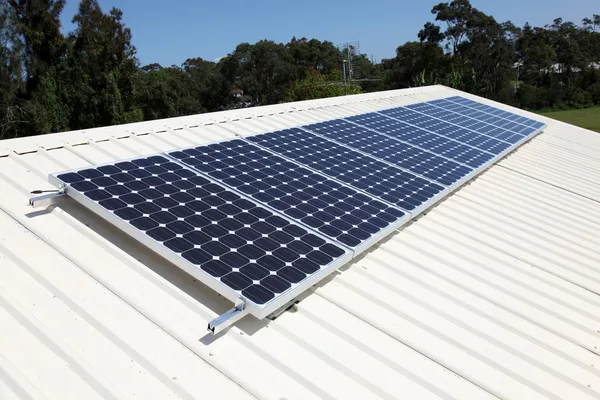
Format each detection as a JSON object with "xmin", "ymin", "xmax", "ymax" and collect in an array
[
  {"xmin": 29, "ymin": 188, "xmax": 66, "ymax": 208},
  {"xmin": 207, "ymin": 298, "xmax": 248, "ymax": 335}
]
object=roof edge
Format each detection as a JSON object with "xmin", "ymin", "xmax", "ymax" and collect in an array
[{"xmin": 0, "ymin": 86, "xmax": 446, "ymax": 156}]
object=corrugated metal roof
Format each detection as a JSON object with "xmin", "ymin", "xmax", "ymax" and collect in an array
[{"xmin": 1, "ymin": 85, "xmax": 599, "ymax": 400}]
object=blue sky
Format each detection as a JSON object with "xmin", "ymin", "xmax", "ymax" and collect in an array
[{"xmin": 60, "ymin": 0, "xmax": 598, "ymax": 67}]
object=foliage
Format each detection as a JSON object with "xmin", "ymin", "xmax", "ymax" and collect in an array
[
  {"xmin": 67, "ymin": 0, "xmax": 141, "ymax": 129},
  {"xmin": 0, "ymin": 0, "xmax": 25, "ymax": 139},
  {"xmin": 286, "ymin": 69, "xmax": 361, "ymax": 102}
]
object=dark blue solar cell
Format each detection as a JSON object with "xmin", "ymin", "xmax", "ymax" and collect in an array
[
  {"xmin": 124, "ymin": 180, "xmax": 150, "ymax": 191},
  {"xmin": 184, "ymin": 230, "xmax": 211, "ymax": 245},
  {"xmin": 277, "ymin": 267, "xmax": 306, "ymax": 284},
  {"xmin": 292, "ymin": 258, "xmax": 320, "ymax": 274},
  {"xmin": 166, "ymin": 220, "xmax": 194, "ymax": 235},
  {"xmin": 242, "ymin": 285, "xmax": 276, "ymax": 304},
  {"xmin": 203, "ymin": 224, "xmax": 228, "ymax": 238},
  {"xmin": 169, "ymin": 139, "xmax": 406, "ymax": 249},
  {"xmin": 99, "ymin": 198, "xmax": 126, "ymax": 211},
  {"xmin": 112, "ymin": 172, "xmax": 135, "ymax": 183},
  {"xmin": 163, "ymin": 237, "xmax": 194, "ymax": 253},
  {"xmin": 115, "ymin": 161, "xmax": 138, "ymax": 171},
  {"xmin": 239, "ymin": 264, "xmax": 270, "ymax": 280},
  {"xmin": 221, "ymin": 272, "xmax": 253, "ymax": 290},
  {"xmin": 155, "ymin": 197, "xmax": 179, "ymax": 209},
  {"xmin": 135, "ymin": 201, "xmax": 161, "ymax": 215},
  {"xmin": 71, "ymin": 180, "xmax": 97, "ymax": 192},
  {"xmin": 260, "ymin": 275, "xmax": 291, "ymax": 293},
  {"xmin": 105, "ymin": 185, "xmax": 130, "ymax": 196},
  {"xmin": 97, "ymin": 165, "xmax": 120, "ymax": 175},
  {"xmin": 129, "ymin": 169, "xmax": 152, "ymax": 179},
  {"xmin": 114, "ymin": 207, "xmax": 142, "ymax": 220},
  {"xmin": 54, "ymin": 154, "xmax": 348, "ymax": 306},
  {"xmin": 79, "ymin": 169, "xmax": 103, "ymax": 179},
  {"xmin": 182, "ymin": 248, "xmax": 212, "ymax": 265},
  {"xmin": 221, "ymin": 234, "xmax": 247, "ymax": 249},
  {"xmin": 202, "ymin": 241, "xmax": 232, "ymax": 257},
  {"xmin": 131, "ymin": 216, "xmax": 159, "ymax": 231},
  {"xmin": 150, "ymin": 211, "xmax": 177, "ymax": 224},
  {"xmin": 147, "ymin": 227, "xmax": 176, "ymax": 241},
  {"xmin": 201, "ymin": 259, "xmax": 230, "ymax": 277},
  {"xmin": 85, "ymin": 189, "xmax": 112, "ymax": 201}
]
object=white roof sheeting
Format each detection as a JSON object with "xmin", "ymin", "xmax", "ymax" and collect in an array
[{"xmin": 1, "ymin": 85, "xmax": 599, "ymax": 400}]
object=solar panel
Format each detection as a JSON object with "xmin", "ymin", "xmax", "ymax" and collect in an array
[
  {"xmin": 404, "ymin": 102, "xmax": 526, "ymax": 143},
  {"xmin": 169, "ymin": 139, "xmax": 408, "ymax": 254},
  {"xmin": 302, "ymin": 119, "xmax": 473, "ymax": 186},
  {"xmin": 345, "ymin": 113, "xmax": 495, "ymax": 168},
  {"xmin": 380, "ymin": 107, "xmax": 512, "ymax": 154},
  {"xmin": 42, "ymin": 94, "xmax": 547, "ymax": 331},
  {"xmin": 444, "ymin": 96, "xmax": 545, "ymax": 129},
  {"xmin": 246, "ymin": 128, "xmax": 446, "ymax": 213},
  {"xmin": 426, "ymin": 99, "xmax": 536, "ymax": 135},
  {"xmin": 50, "ymin": 155, "xmax": 351, "ymax": 318}
]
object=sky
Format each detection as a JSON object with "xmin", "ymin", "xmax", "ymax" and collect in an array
[{"xmin": 59, "ymin": 0, "xmax": 598, "ymax": 67}]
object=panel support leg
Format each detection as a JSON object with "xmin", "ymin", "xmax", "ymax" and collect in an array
[
  {"xmin": 207, "ymin": 298, "xmax": 248, "ymax": 335},
  {"xmin": 29, "ymin": 189, "xmax": 66, "ymax": 208}
]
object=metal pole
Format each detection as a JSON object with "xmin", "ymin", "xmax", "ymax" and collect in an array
[{"xmin": 343, "ymin": 60, "xmax": 347, "ymax": 95}]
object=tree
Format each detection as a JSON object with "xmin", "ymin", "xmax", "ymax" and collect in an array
[
  {"xmin": 431, "ymin": 0, "xmax": 474, "ymax": 55},
  {"xmin": 286, "ymin": 37, "xmax": 343, "ymax": 78},
  {"xmin": 419, "ymin": 22, "xmax": 444, "ymax": 44},
  {"xmin": 67, "ymin": 0, "xmax": 141, "ymax": 129},
  {"xmin": 582, "ymin": 15, "xmax": 600, "ymax": 32},
  {"xmin": 286, "ymin": 69, "xmax": 361, "ymax": 101},
  {"xmin": 220, "ymin": 40, "xmax": 296, "ymax": 105},
  {"xmin": 183, "ymin": 57, "xmax": 229, "ymax": 112},
  {"xmin": 0, "ymin": 0, "xmax": 25, "ymax": 139},
  {"xmin": 8, "ymin": 0, "xmax": 69, "ymax": 133},
  {"xmin": 382, "ymin": 41, "xmax": 446, "ymax": 89},
  {"xmin": 135, "ymin": 65, "xmax": 199, "ymax": 120}
]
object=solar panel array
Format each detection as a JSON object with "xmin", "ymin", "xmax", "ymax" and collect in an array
[
  {"xmin": 50, "ymin": 95, "xmax": 546, "ymax": 319},
  {"xmin": 169, "ymin": 139, "xmax": 406, "ymax": 251}
]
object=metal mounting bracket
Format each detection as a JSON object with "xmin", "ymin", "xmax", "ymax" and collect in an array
[
  {"xmin": 207, "ymin": 298, "xmax": 248, "ymax": 335},
  {"xmin": 29, "ymin": 188, "xmax": 66, "ymax": 208}
]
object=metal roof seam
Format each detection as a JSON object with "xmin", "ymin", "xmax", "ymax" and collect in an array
[{"xmin": 498, "ymin": 164, "xmax": 600, "ymax": 204}]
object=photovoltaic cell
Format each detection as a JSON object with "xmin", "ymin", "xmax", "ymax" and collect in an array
[
  {"xmin": 346, "ymin": 112, "xmax": 495, "ymax": 168},
  {"xmin": 247, "ymin": 128, "xmax": 445, "ymax": 211},
  {"xmin": 52, "ymin": 155, "xmax": 349, "ymax": 307},
  {"xmin": 380, "ymin": 107, "xmax": 512, "ymax": 154},
  {"xmin": 302, "ymin": 119, "xmax": 473, "ymax": 186},
  {"xmin": 169, "ymin": 139, "xmax": 406, "ymax": 249}
]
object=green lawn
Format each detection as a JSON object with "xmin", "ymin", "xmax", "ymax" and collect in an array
[{"xmin": 539, "ymin": 107, "xmax": 600, "ymax": 133}]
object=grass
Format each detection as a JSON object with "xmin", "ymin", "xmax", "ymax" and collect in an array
[{"xmin": 538, "ymin": 107, "xmax": 600, "ymax": 133}]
